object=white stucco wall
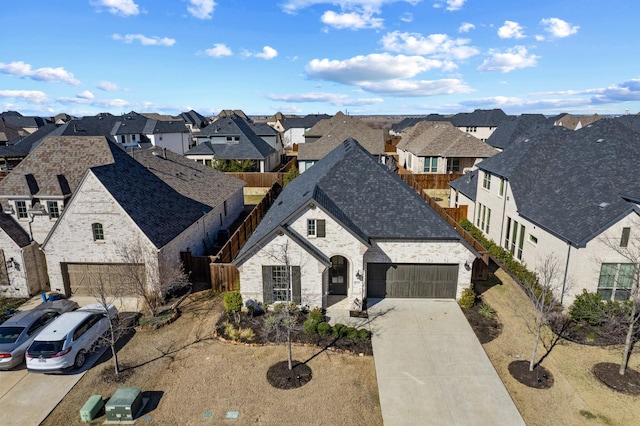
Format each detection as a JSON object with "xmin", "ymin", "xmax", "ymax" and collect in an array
[
  {"xmin": 147, "ymin": 132, "xmax": 191, "ymax": 155},
  {"xmin": 283, "ymin": 128, "xmax": 306, "ymax": 148},
  {"xmin": 0, "ymin": 230, "xmax": 29, "ymax": 297}
]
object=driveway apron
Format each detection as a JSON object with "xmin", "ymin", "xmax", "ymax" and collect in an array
[{"xmin": 369, "ymin": 299, "xmax": 524, "ymax": 426}]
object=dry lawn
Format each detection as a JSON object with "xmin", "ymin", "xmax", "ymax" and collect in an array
[
  {"xmin": 42, "ymin": 292, "xmax": 381, "ymax": 426},
  {"xmin": 481, "ymin": 269, "xmax": 640, "ymax": 426}
]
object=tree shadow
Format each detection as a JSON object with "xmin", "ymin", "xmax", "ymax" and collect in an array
[{"xmin": 473, "ymin": 260, "xmax": 504, "ymax": 296}]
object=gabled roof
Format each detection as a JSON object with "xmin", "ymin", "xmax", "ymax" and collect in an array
[
  {"xmin": 148, "ymin": 119, "xmax": 189, "ymax": 134},
  {"xmin": 88, "ymin": 147, "xmax": 212, "ymax": 249},
  {"xmin": 614, "ymin": 114, "xmax": 640, "ymax": 134},
  {"xmin": 477, "ymin": 119, "xmax": 640, "ymax": 246},
  {"xmin": 188, "ymin": 114, "xmax": 276, "ymax": 160},
  {"xmin": 449, "ymin": 169, "xmax": 479, "ymax": 202},
  {"xmin": 0, "ymin": 112, "xmax": 48, "ymax": 129},
  {"xmin": 131, "ymin": 147, "xmax": 244, "ymax": 209},
  {"xmin": 391, "ymin": 114, "xmax": 448, "ymax": 133},
  {"xmin": 179, "ymin": 110, "xmax": 209, "ymax": 128},
  {"xmin": 0, "ymin": 123, "xmax": 60, "ymax": 158},
  {"xmin": 450, "ymin": 109, "xmax": 509, "ymax": 127},
  {"xmin": 0, "ymin": 212, "xmax": 31, "ymax": 247},
  {"xmin": 249, "ymin": 122, "xmax": 278, "ymax": 136},
  {"xmin": 218, "ymin": 110, "xmax": 249, "ymax": 120},
  {"xmin": 0, "ymin": 121, "xmax": 24, "ymax": 144},
  {"xmin": 397, "ymin": 121, "xmax": 498, "ymax": 158},
  {"xmin": 235, "ymin": 138, "xmax": 460, "ymax": 263},
  {"xmin": 298, "ymin": 114, "xmax": 385, "ymax": 160},
  {"xmin": 485, "ymin": 114, "xmax": 551, "ymax": 150},
  {"xmin": 114, "ymin": 112, "xmax": 148, "ymax": 135},
  {"xmin": 56, "ymin": 114, "xmax": 120, "ymax": 140},
  {"xmin": 0, "ymin": 136, "xmax": 120, "ymax": 198},
  {"xmin": 553, "ymin": 113, "xmax": 602, "ymax": 130},
  {"xmin": 281, "ymin": 114, "xmax": 332, "ymax": 131},
  {"xmin": 304, "ymin": 111, "xmax": 360, "ymax": 137}
]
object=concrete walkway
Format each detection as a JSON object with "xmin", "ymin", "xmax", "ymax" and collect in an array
[{"xmin": 368, "ymin": 299, "xmax": 524, "ymax": 426}]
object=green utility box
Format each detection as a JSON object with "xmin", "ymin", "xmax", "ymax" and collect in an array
[
  {"xmin": 79, "ymin": 395, "xmax": 104, "ymax": 422},
  {"xmin": 105, "ymin": 387, "xmax": 143, "ymax": 422}
]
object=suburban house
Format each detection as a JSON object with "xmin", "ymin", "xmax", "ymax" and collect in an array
[
  {"xmin": 187, "ymin": 114, "xmax": 280, "ymax": 172},
  {"xmin": 0, "ymin": 111, "xmax": 48, "ymax": 135},
  {"xmin": 396, "ymin": 121, "xmax": 498, "ymax": 174},
  {"xmin": 449, "ymin": 109, "xmax": 509, "ymax": 142},
  {"xmin": 234, "ymin": 138, "xmax": 477, "ymax": 310},
  {"xmin": 42, "ymin": 145, "xmax": 245, "ymax": 297},
  {"xmin": 453, "ymin": 119, "xmax": 640, "ymax": 306},
  {"xmin": 390, "ymin": 114, "xmax": 449, "ymax": 135},
  {"xmin": 278, "ymin": 114, "xmax": 331, "ymax": 149},
  {"xmin": 297, "ymin": 112, "xmax": 386, "ymax": 172},
  {"xmin": 179, "ymin": 110, "xmax": 211, "ymax": 133},
  {"xmin": 553, "ymin": 113, "xmax": 602, "ymax": 130},
  {"xmin": 449, "ymin": 169, "xmax": 479, "ymax": 221},
  {"xmin": 485, "ymin": 114, "xmax": 550, "ymax": 151},
  {"xmin": 0, "ymin": 123, "xmax": 60, "ymax": 170},
  {"xmin": 247, "ymin": 121, "xmax": 284, "ymax": 156}
]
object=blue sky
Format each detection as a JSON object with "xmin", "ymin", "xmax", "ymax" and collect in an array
[{"xmin": 1, "ymin": 0, "xmax": 639, "ymax": 117}]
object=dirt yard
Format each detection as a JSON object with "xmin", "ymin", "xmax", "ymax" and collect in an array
[
  {"xmin": 479, "ymin": 268, "xmax": 640, "ymax": 426},
  {"xmin": 41, "ymin": 292, "xmax": 381, "ymax": 425}
]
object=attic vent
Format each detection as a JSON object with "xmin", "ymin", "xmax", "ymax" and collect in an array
[
  {"xmin": 596, "ymin": 138, "xmax": 605, "ymax": 143},
  {"xmin": 599, "ymin": 202, "xmax": 610, "ymax": 209},
  {"xmin": 524, "ymin": 139, "xmax": 530, "ymax": 142},
  {"xmin": 278, "ymin": 201, "xmax": 283, "ymax": 205}
]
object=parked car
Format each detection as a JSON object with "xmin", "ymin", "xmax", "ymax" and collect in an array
[
  {"xmin": 25, "ymin": 304, "xmax": 117, "ymax": 373},
  {"xmin": 0, "ymin": 299, "xmax": 79, "ymax": 370}
]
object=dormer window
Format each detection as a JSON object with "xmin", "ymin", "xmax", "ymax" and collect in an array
[
  {"xmin": 47, "ymin": 201, "xmax": 60, "ymax": 219},
  {"xmin": 226, "ymin": 136, "xmax": 240, "ymax": 143},
  {"xmin": 16, "ymin": 201, "xmax": 28, "ymax": 219},
  {"xmin": 92, "ymin": 223, "xmax": 104, "ymax": 241}
]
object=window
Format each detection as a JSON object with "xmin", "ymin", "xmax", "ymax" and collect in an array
[
  {"xmin": 499, "ymin": 178, "xmax": 505, "ymax": 197},
  {"xmin": 529, "ymin": 234, "xmax": 538, "ymax": 244},
  {"xmin": 447, "ymin": 158, "xmax": 460, "ymax": 173},
  {"xmin": 504, "ymin": 217, "xmax": 525, "ymax": 259},
  {"xmin": 304, "ymin": 161, "xmax": 315, "ymax": 170},
  {"xmin": 465, "ymin": 126, "xmax": 477, "ymax": 132},
  {"xmin": 620, "ymin": 227, "xmax": 631, "ymax": 247},
  {"xmin": 47, "ymin": 201, "xmax": 60, "ymax": 219},
  {"xmin": 482, "ymin": 172, "xmax": 491, "ymax": 190},
  {"xmin": 16, "ymin": 201, "xmax": 27, "ymax": 219},
  {"xmin": 271, "ymin": 266, "xmax": 290, "ymax": 302},
  {"xmin": 92, "ymin": 223, "xmax": 104, "ymax": 241},
  {"xmin": 423, "ymin": 157, "xmax": 438, "ymax": 173},
  {"xmin": 477, "ymin": 203, "xmax": 491, "ymax": 234},
  {"xmin": 263, "ymin": 265, "xmax": 301, "ymax": 304},
  {"xmin": 597, "ymin": 263, "xmax": 635, "ymax": 301},
  {"xmin": 518, "ymin": 225, "xmax": 526, "ymax": 260},
  {"xmin": 307, "ymin": 219, "xmax": 326, "ymax": 237},
  {"xmin": 406, "ymin": 154, "xmax": 412, "ymax": 169}
]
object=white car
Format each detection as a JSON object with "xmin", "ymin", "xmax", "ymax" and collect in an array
[{"xmin": 25, "ymin": 304, "xmax": 117, "ymax": 373}]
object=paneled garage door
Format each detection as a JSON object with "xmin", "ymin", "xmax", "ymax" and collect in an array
[
  {"xmin": 62, "ymin": 263, "xmax": 144, "ymax": 297},
  {"xmin": 367, "ymin": 263, "xmax": 458, "ymax": 298}
]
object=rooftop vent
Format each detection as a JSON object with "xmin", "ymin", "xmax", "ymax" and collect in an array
[
  {"xmin": 599, "ymin": 202, "xmax": 610, "ymax": 209},
  {"xmin": 596, "ymin": 138, "xmax": 605, "ymax": 143}
]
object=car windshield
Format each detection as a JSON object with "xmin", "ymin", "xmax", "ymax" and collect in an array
[
  {"xmin": 27, "ymin": 340, "xmax": 65, "ymax": 356},
  {"xmin": 0, "ymin": 327, "xmax": 25, "ymax": 344}
]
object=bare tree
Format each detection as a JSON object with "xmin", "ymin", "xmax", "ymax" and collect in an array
[
  {"xmin": 115, "ymin": 239, "xmax": 190, "ymax": 317},
  {"xmin": 599, "ymin": 221, "xmax": 640, "ymax": 375}
]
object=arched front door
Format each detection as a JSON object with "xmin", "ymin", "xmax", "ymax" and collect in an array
[{"xmin": 329, "ymin": 255, "xmax": 348, "ymax": 295}]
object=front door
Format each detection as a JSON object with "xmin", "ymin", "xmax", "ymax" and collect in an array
[{"xmin": 329, "ymin": 256, "xmax": 348, "ymax": 295}]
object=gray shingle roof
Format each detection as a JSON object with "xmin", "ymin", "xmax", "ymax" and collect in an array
[
  {"xmin": 281, "ymin": 114, "xmax": 331, "ymax": 131},
  {"xmin": 391, "ymin": 114, "xmax": 449, "ymax": 133},
  {"xmin": 449, "ymin": 169, "xmax": 479, "ymax": 201},
  {"xmin": 450, "ymin": 109, "xmax": 509, "ymax": 127},
  {"xmin": 0, "ymin": 212, "xmax": 31, "ymax": 247},
  {"xmin": 397, "ymin": 121, "xmax": 498, "ymax": 158},
  {"xmin": 236, "ymin": 138, "xmax": 460, "ymax": 262},
  {"xmin": 477, "ymin": 119, "xmax": 640, "ymax": 246},
  {"xmin": 485, "ymin": 114, "xmax": 551, "ymax": 150}
]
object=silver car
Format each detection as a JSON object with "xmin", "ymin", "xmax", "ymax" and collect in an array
[{"xmin": 0, "ymin": 299, "xmax": 79, "ymax": 370}]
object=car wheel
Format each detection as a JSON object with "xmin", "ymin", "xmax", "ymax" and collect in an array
[{"xmin": 74, "ymin": 350, "xmax": 87, "ymax": 369}]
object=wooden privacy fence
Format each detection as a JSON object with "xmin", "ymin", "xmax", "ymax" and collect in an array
[
  {"xmin": 409, "ymin": 173, "xmax": 464, "ymax": 189},
  {"xmin": 226, "ymin": 157, "xmax": 297, "ymax": 187},
  {"xmin": 399, "ymin": 174, "xmax": 489, "ymax": 264}
]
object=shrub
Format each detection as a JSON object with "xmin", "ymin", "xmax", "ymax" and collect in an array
[
  {"xmin": 239, "ymin": 328, "xmax": 255, "ymax": 341},
  {"xmin": 224, "ymin": 321, "xmax": 253, "ymax": 341},
  {"xmin": 478, "ymin": 303, "xmax": 495, "ymax": 319},
  {"xmin": 346, "ymin": 327, "xmax": 358, "ymax": 340},
  {"xmin": 569, "ymin": 290, "xmax": 606, "ymax": 325},
  {"xmin": 308, "ymin": 308, "xmax": 325, "ymax": 323},
  {"xmin": 332, "ymin": 323, "xmax": 345, "ymax": 337},
  {"xmin": 458, "ymin": 285, "xmax": 476, "ymax": 309},
  {"xmin": 223, "ymin": 292, "xmax": 243, "ymax": 315},
  {"xmin": 283, "ymin": 166, "xmax": 299, "ymax": 186},
  {"xmin": 273, "ymin": 302, "xmax": 299, "ymax": 315},
  {"xmin": 303, "ymin": 318, "xmax": 318, "ymax": 335},
  {"xmin": 317, "ymin": 322, "xmax": 332, "ymax": 337},
  {"xmin": 357, "ymin": 328, "xmax": 370, "ymax": 340}
]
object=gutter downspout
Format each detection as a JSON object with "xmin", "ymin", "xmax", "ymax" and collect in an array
[
  {"xmin": 561, "ymin": 243, "xmax": 572, "ymax": 305},
  {"xmin": 498, "ymin": 179, "xmax": 509, "ymax": 245}
]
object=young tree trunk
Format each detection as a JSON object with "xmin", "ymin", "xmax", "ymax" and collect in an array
[
  {"xmin": 619, "ymin": 302, "xmax": 637, "ymax": 375},
  {"xmin": 287, "ymin": 325, "xmax": 293, "ymax": 370},
  {"xmin": 530, "ymin": 318, "xmax": 542, "ymax": 371}
]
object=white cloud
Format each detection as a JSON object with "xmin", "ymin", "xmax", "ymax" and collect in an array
[
  {"xmin": 91, "ymin": 0, "xmax": 139, "ymax": 16},
  {"xmin": 477, "ymin": 46, "xmax": 538, "ymax": 73},
  {"xmin": 266, "ymin": 92, "xmax": 383, "ymax": 106},
  {"xmin": 381, "ymin": 31, "xmax": 479, "ymax": 60},
  {"xmin": 187, "ymin": 0, "xmax": 216, "ymax": 19},
  {"xmin": 254, "ymin": 46, "xmax": 278, "ymax": 60},
  {"xmin": 0, "ymin": 61, "xmax": 80, "ymax": 85},
  {"xmin": 458, "ymin": 22, "xmax": 475, "ymax": 33},
  {"xmin": 97, "ymin": 81, "xmax": 122, "ymax": 91},
  {"xmin": 77, "ymin": 90, "xmax": 94, "ymax": 99},
  {"xmin": 433, "ymin": 0, "xmax": 466, "ymax": 11},
  {"xmin": 0, "ymin": 90, "xmax": 49, "ymax": 103},
  {"xmin": 498, "ymin": 21, "xmax": 525, "ymax": 39},
  {"xmin": 281, "ymin": 1, "xmax": 423, "ymax": 14},
  {"xmin": 112, "ymin": 34, "xmax": 176, "ymax": 46},
  {"xmin": 306, "ymin": 53, "xmax": 448, "ymax": 84},
  {"xmin": 359, "ymin": 78, "xmax": 473, "ymax": 96},
  {"xmin": 205, "ymin": 43, "xmax": 232, "ymax": 57},
  {"xmin": 400, "ymin": 13, "xmax": 413, "ymax": 23},
  {"xmin": 540, "ymin": 18, "xmax": 579, "ymax": 38},
  {"xmin": 321, "ymin": 10, "xmax": 383, "ymax": 29}
]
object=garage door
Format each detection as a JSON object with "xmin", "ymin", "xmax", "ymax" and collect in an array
[
  {"xmin": 367, "ymin": 263, "xmax": 458, "ymax": 298},
  {"xmin": 62, "ymin": 263, "xmax": 144, "ymax": 297}
]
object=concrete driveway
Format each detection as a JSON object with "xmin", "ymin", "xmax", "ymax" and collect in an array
[{"xmin": 368, "ymin": 299, "xmax": 524, "ymax": 426}]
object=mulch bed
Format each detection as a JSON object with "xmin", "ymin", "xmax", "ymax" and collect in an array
[
  {"xmin": 593, "ymin": 362, "xmax": 640, "ymax": 395},
  {"xmin": 461, "ymin": 303, "xmax": 502, "ymax": 344},
  {"xmin": 215, "ymin": 311, "xmax": 373, "ymax": 356},
  {"xmin": 508, "ymin": 360, "xmax": 554, "ymax": 389},
  {"xmin": 266, "ymin": 361, "xmax": 312, "ymax": 389},
  {"xmin": 554, "ymin": 318, "xmax": 637, "ymax": 347}
]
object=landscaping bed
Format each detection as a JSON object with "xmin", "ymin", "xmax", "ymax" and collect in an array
[{"xmin": 461, "ymin": 301, "xmax": 502, "ymax": 344}]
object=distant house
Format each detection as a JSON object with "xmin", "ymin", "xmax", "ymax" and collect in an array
[
  {"xmin": 279, "ymin": 114, "xmax": 331, "ymax": 149},
  {"xmin": 0, "ymin": 111, "xmax": 48, "ymax": 135},
  {"xmin": 234, "ymin": 138, "xmax": 477, "ymax": 309},
  {"xmin": 396, "ymin": 121, "xmax": 498, "ymax": 174},
  {"xmin": 248, "ymin": 121, "xmax": 284, "ymax": 155},
  {"xmin": 455, "ymin": 119, "xmax": 640, "ymax": 306},
  {"xmin": 0, "ymin": 123, "xmax": 60, "ymax": 170},
  {"xmin": 297, "ymin": 112, "xmax": 386, "ymax": 172},
  {"xmin": 187, "ymin": 114, "xmax": 280, "ymax": 172},
  {"xmin": 553, "ymin": 113, "xmax": 602, "ymax": 130},
  {"xmin": 42, "ymin": 145, "xmax": 245, "ymax": 298},
  {"xmin": 485, "ymin": 114, "xmax": 551, "ymax": 151},
  {"xmin": 449, "ymin": 109, "xmax": 509, "ymax": 142},
  {"xmin": 179, "ymin": 110, "xmax": 211, "ymax": 133},
  {"xmin": 448, "ymin": 169, "xmax": 478, "ymax": 220},
  {"xmin": 390, "ymin": 114, "xmax": 449, "ymax": 135}
]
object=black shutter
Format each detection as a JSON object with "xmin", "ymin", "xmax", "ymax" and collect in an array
[
  {"xmin": 317, "ymin": 220, "xmax": 326, "ymax": 237},
  {"xmin": 292, "ymin": 266, "xmax": 301, "ymax": 304},
  {"xmin": 262, "ymin": 266, "xmax": 273, "ymax": 304}
]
